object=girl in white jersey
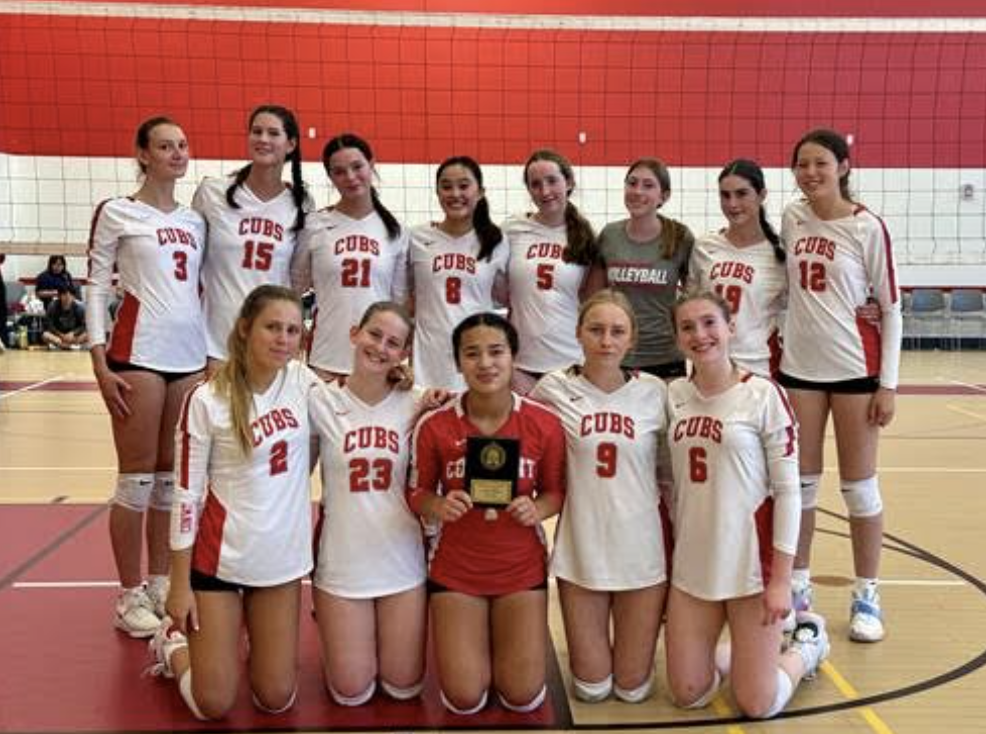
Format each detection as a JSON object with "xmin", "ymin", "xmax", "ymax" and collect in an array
[
  {"xmin": 292, "ymin": 133, "xmax": 409, "ymax": 381},
  {"xmin": 688, "ymin": 159, "xmax": 787, "ymax": 376},
  {"xmin": 309, "ymin": 301, "xmax": 427, "ymax": 706},
  {"xmin": 779, "ymin": 129, "xmax": 902, "ymax": 643},
  {"xmin": 531, "ymin": 290, "xmax": 669, "ymax": 704},
  {"xmin": 86, "ymin": 117, "xmax": 207, "ymax": 638},
  {"xmin": 665, "ymin": 290, "xmax": 829, "ymax": 719},
  {"xmin": 149, "ymin": 285, "xmax": 317, "ymax": 720},
  {"xmin": 409, "ymin": 156, "xmax": 509, "ymax": 391},
  {"xmin": 504, "ymin": 150, "xmax": 596, "ymax": 393},
  {"xmin": 195, "ymin": 105, "xmax": 309, "ymax": 371}
]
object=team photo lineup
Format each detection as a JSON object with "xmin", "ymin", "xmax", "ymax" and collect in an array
[{"xmin": 83, "ymin": 104, "xmax": 900, "ymax": 721}]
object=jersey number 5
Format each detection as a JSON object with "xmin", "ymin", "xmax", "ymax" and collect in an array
[
  {"xmin": 536, "ymin": 263, "xmax": 555, "ymax": 290},
  {"xmin": 242, "ymin": 241, "xmax": 274, "ymax": 271},
  {"xmin": 349, "ymin": 457, "xmax": 393, "ymax": 492}
]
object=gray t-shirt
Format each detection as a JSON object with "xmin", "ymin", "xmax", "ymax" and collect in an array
[{"xmin": 596, "ymin": 216, "xmax": 694, "ymax": 368}]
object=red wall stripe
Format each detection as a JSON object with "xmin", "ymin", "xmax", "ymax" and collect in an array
[{"xmin": 2, "ymin": 15, "xmax": 985, "ymax": 167}]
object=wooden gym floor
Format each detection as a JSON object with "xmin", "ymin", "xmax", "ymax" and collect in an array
[{"xmin": 1, "ymin": 349, "xmax": 985, "ymax": 734}]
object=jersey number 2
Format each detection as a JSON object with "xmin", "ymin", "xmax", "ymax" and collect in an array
[
  {"xmin": 269, "ymin": 440, "xmax": 288, "ymax": 476},
  {"xmin": 341, "ymin": 258, "xmax": 371, "ymax": 287}
]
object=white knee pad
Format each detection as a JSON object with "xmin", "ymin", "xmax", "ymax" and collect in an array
[
  {"xmin": 380, "ymin": 677, "xmax": 424, "ymax": 701},
  {"xmin": 328, "ymin": 679, "xmax": 376, "ymax": 707},
  {"xmin": 497, "ymin": 684, "xmax": 546, "ymax": 713},
  {"xmin": 178, "ymin": 671, "xmax": 208, "ymax": 721},
  {"xmin": 112, "ymin": 473, "xmax": 154, "ymax": 512},
  {"xmin": 761, "ymin": 668, "xmax": 794, "ymax": 719},
  {"xmin": 149, "ymin": 471, "xmax": 175, "ymax": 512},
  {"xmin": 678, "ymin": 669, "xmax": 721, "ymax": 710},
  {"xmin": 614, "ymin": 676, "xmax": 654, "ymax": 704},
  {"xmin": 440, "ymin": 688, "xmax": 488, "ymax": 715},
  {"xmin": 572, "ymin": 673, "xmax": 613, "ymax": 703},
  {"xmin": 800, "ymin": 473, "xmax": 821, "ymax": 511},
  {"xmin": 252, "ymin": 686, "xmax": 297, "ymax": 714},
  {"xmin": 841, "ymin": 476, "xmax": 883, "ymax": 518}
]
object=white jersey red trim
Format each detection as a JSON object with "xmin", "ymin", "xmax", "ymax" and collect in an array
[
  {"xmin": 780, "ymin": 200, "xmax": 902, "ymax": 388},
  {"xmin": 531, "ymin": 369, "xmax": 669, "ymax": 590},
  {"xmin": 310, "ymin": 381, "xmax": 426, "ymax": 598},
  {"xmin": 86, "ymin": 197, "xmax": 206, "ymax": 372},
  {"xmin": 171, "ymin": 361, "xmax": 318, "ymax": 586},
  {"xmin": 292, "ymin": 208, "xmax": 409, "ymax": 374},
  {"xmin": 666, "ymin": 373, "xmax": 800, "ymax": 601}
]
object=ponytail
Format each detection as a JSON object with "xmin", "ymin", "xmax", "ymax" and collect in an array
[
  {"xmin": 562, "ymin": 201, "xmax": 597, "ymax": 265},
  {"xmin": 473, "ymin": 197, "xmax": 503, "ymax": 262},
  {"xmin": 370, "ymin": 187, "xmax": 401, "ymax": 240},
  {"xmin": 758, "ymin": 206, "xmax": 784, "ymax": 262}
]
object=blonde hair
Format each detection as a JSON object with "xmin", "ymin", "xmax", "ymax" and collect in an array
[
  {"xmin": 577, "ymin": 288, "xmax": 638, "ymax": 342},
  {"xmin": 213, "ymin": 285, "xmax": 302, "ymax": 455}
]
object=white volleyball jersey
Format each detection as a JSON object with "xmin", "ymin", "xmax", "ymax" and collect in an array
[
  {"xmin": 86, "ymin": 197, "xmax": 207, "ymax": 372},
  {"xmin": 409, "ymin": 224, "xmax": 509, "ymax": 390},
  {"xmin": 688, "ymin": 232, "xmax": 787, "ymax": 376},
  {"xmin": 172, "ymin": 361, "xmax": 318, "ymax": 586},
  {"xmin": 504, "ymin": 215, "xmax": 587, "ymax": 374},
  {"xmin": 531, "ymin": 369, "xmax": 669, "ymax": 590},
  {"xmin": 780, "ymin": 200, "xmax": 902, "ymax": 388},
  {"xmin": 193, "ymin": 176, "xmax": 301, "ymax": 360},
  {"xmin": 666, "ymin": 374, "xmax": 800, "ymax": 601},
  {"xmin": 309, "ymin": 382, "xmax": 425, "ymax": 598},
  {"xmin": 292, "ymin": 208, "xmax": 409, "ymax": 374}
]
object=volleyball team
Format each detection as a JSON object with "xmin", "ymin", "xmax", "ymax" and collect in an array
[{"xmin": 85, "ymin": 105, "xmax": 901, "ymax": 721}]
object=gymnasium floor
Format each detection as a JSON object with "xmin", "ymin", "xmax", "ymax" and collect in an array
[{"xmin": 1, "ymin": 349, "xmax": 985, "ymax": 734}]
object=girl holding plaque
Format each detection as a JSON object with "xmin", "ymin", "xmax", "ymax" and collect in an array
[
  {"xmin": 407, "ymin": 312, "xmax": 566, "ymax": 715},
  {"xmin": 530, "ymin": 289, "xmax": 669, "ymax": 704}
]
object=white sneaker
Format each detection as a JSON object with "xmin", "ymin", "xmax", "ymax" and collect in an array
[
  {"xmin": 790, "ymin": 611, "xmax": 830, "ymax": 679},
  {"xmin": 783, "ymin": 580, "xmax": 814, "ymax": 634},
  {"xmin": 115, "ymin": 586, "xmax": 161, "ymax": 638},
  {"xmin": 849, "ymin": 587, "xmax": 885, "ymax": 642},
  {"xmin": 146, "ymin": 576, "xmax": 170, "ymax": 619},
  {"xmin": 146, "ymin": 618, "xmax": 188, "ymax": 678}
]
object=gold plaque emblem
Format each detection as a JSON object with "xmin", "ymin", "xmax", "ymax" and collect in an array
[{"xmin": 480, "ymin": 441, "xmax": 507, "ymax": 471}]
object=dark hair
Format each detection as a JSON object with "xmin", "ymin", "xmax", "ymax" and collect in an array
[
  {"xmin": 323, "ymin": 133, "xmax": 401, "ymax": 240},
  {"xmin": 626, "ymin": 157, "xmax": 671, "ymax": 194},
  {"xmin": 357, "ymin": 300, "xmax": 414, "ymax": 348},
  {"xmin": 451, "ymin": 312, "xmax": 519, "ymax": 367},
  {"xmin": 524, "ymin": 149, "xmax": 596, "ymax": 266},
  {"xmin": 436, "ymin": 156, "xmax": 502, "ymax": 262},
  {"xmin": 625, "ymin": 158, "xmax": 687, "ymax": 259},
  {"xmin": 790, "ymin": 128, "xmax": 853, "ymax": 203},
  {"xmin": 134, "ymin": 116, "xmax": 179, "ymax": 174},
  {"xmin": 47, "ymin": 254, "xmax": 67, "ymax": 272},
  {"xmin": 671, "ymin": 289, "xmax": 733, "ymax": 334},
  {"xmin": 226, "ymin": 105, "xmax": 308, "ymax": 232},
  {"xmin": 718, "ymin": 158, "xmax": 784, "ymax": 262}
]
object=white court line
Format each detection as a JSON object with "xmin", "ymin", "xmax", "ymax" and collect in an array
[
  {"xmin": 0, "ymin": 375, "xmax": 66, "ymax": 402},
  {"xmin": 946, "ymin": 404, "xmax": 986, "ymax": 423},
  {"xmin": 947, "ymin": 379, "xmax": 986, "ymax": 396}
]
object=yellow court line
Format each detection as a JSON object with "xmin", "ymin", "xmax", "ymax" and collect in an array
[
  {"xmin": 821, "ymin": 661, "xmax": 896, "ymax": 734},
  {"xmin": 711, "ymin": 693, "xmax": 745, "ymax": 734}
]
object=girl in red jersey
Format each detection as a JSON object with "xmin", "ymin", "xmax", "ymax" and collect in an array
[
  {"xmin": 779, "ymin": 129, "xmax": 901, "ymax": 643},
  {"xmin": 86, "ymin": 117, "xmax": 207, "ymax": 638},
  {"xmin": 148, "ymin": 285, "xmax": 317, "ymax": 720},
  {"xmin": 665, "ymin": 290, "xmax": 828, "ymax": 719},
  {"xmin": 407, "ymin": 312, "xmax": 566, "ymax": 715}
]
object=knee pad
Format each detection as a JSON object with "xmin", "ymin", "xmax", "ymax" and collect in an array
[
  {"xmin": 841, "ymin": 476, "xmax": 882, "ymax": 518},
  {"xmin": 380, "ymin": 677, "xmax": 424, "ymax": 701},
  {"xmin": 614, "ymin": 676, "xmax": 654, "ymax": 704},
  {"xmin": 252, "ymin": 686, "xmax": 297, "ymax": 715},
  {"xmin": 760, "ymin": 668, "xmax": 794, "ymax": 719},
  {"xmin": 150, "ymin": 472, "xmax": 175, "ymax": 512},
  {"xmin": 800, "ymin": 474, "xmax": 821, "ymax": 511},
  {"xmin": 328, "ymin": 679, "xmax": 376, "ymax": 707},
  {"xmin": 178, "ymin": 671, "xmax": 208, "ymax": 721},
  {"xmin": 572, "ymin": 673, "xmax": 613, "ymax": 703},
  {"xmin": 678, "ymin": 669, "xmax": 721, "ymax": 710},
  {"xmin": 497, "ymin": 684, "xmax": 546, "ymax": 713},
  {"xmin": 440, "ymin": 688, "xmax": 488, "ymax": 716},
  {"xmin": 112, "ymin": 473, "xmax": 155, "ymax": 512}
]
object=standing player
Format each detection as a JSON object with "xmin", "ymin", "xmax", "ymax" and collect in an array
[
  {"xmin": 409, "ymin": 157, "xmax": 508, "ymax": 391},
  {"xmin": 504, "ymin": 150, "xmax": 596, "ymax": 393},
  {"xmin": 309, "ymin": 302, "xmax": 426, "ymax": 707},
  {"xmin": 665, "ymin": 290, "xmax": 828, "ymax": 719},
  {"xmin": 531, "ymin": 290, "xmax": 668, "ymax": 704},
  {"xmin": 408, "ymin": 313, "xmax": 566, "ymax": 715},
  {"xmin": 688, "ymin": 160, "xmax": 787, "ymax": 376},
  {"xmin": 589, "ymin": 158, "xmax": 694, "ymax": 379},
  {"xmin": 86, "ymin": 116, "xmax": 207, "ymax": 637},
  {"xmin": 780, "ymin": 128, "xmax": 901, "ymax": 642},
  {"xmin": 292, "ymin": 133, "xmax": 408, "ymax": 381},
  {"xmin": 194, "ymin": 105, "xmax": 308, "ymax": 372},
  {"xmin": 149, "ymin": 285, "xmax": 317, "ymax": 720}
]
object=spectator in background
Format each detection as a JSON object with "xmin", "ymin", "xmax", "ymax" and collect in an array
[
  {"xmin": 35, "ymin": 255, "xmax": 79, "ymax": 308},
  {"xmin": 42, "ymin": 285, "xmax": 88, "ymax": 350}
]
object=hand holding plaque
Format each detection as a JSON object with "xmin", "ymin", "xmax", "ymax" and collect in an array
[{"xmin": 465, "ymin": 436, "xmax": 520, "ymax": 507}]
